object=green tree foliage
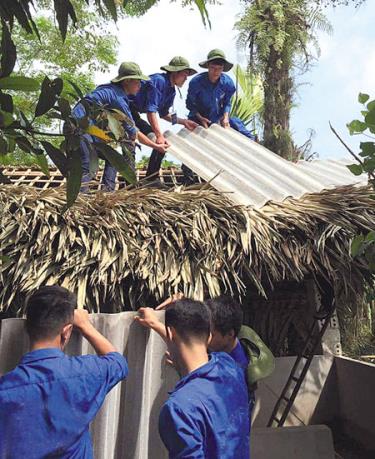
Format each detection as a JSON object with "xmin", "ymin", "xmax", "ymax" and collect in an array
[
  {"xmin": 2, "ymin": 1, "xmax": 118, "ymax": 165},
  {"xmin": 136, "ymin": 155, "xmax": 179, "ymax": 169},
  {"xmin": 236, "ymin": 0, "xmax": 332, "ymax": 159},
  {"xmin": 0, "ymin": 0, "xmax": 214, "ymax": 207},
  {"xmin": 315, "ymin": 0, "xmax": 365, "ymax": 5},
  {"xmin": 343, "ymin": 93, "xmax": 375, "ymax": 270}
]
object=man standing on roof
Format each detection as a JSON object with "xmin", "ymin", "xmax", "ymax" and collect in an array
[
  {"xmin": 129, "ymin": 56, "xmax": 199, "ymax": 181},
  {"xmin": 70, "ymin": 62, "xmax": 169, "ymax": 192},
  {"xmin": 184, "ymin": 49, "xmax": 256, "ymax": 184}
]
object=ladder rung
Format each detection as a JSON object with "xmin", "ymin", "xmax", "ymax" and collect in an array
[
  {"xmin": 291, "ymin": 376, "xmax": 299, "ymax": 382},
  {"xmin": 282, "ymin": 396, "xmax": 290, "ymax": 402}
]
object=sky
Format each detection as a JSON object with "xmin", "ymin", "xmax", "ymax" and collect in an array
[{"xmin": 96, "ymin": 0, "xmax": 375, "ymax": 162}]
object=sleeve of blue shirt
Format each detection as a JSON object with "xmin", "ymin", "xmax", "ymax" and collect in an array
[
  {"xmin": 83, "ymin": 85, "xmax": 137, "ymax": 139},
  {"xmin": 146, "ymin": 77, "xmax": 163, "ymax": 114},
  {"xmin": 94, "ymin": 352, "xmax": 128, "ymax": 391},
  {"xmin": 223, "ymin": 77, "xmax": 236, "ymax": 114},
  {"xmin": 186, "ymin": 78, "xmax": 200, "ymax": 118},
  {"xmin": 159, "ymin": 401, "xmax": 205, "ymax": 458}
]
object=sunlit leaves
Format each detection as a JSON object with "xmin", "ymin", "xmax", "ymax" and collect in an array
[
  {"xmin": 0, "ymin": 76, "xmax": 40, "ymax": 92},
  {"xmin": 347, "ymin": 92, "xmax": 375, "ymax": 270}
]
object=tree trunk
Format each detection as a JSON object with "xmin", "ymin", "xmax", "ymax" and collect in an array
[{"xmin": 262, "ymin": 46, "xmax": 294, "ymax": 159}]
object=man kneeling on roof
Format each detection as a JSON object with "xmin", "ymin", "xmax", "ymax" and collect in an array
[{"xmin": 70, "ymin": 62, "xmax": 169, "ymax": 192}]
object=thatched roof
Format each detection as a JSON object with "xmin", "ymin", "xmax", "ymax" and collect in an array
[{"xmin": 0, "ymin": 182, "xmax": 373, "ymax": 313}]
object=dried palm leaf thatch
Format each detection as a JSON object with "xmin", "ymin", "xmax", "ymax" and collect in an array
[{"xmin": 0, "ymin": 184, "xmax": 374, "ymax": 313}]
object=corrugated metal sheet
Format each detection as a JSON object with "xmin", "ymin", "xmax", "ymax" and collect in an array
[
  {"xmin": 0, "ymin": 313, "xmax": 176, "ymax": 459},
  {"xmin": 165, "ymin": 124, "xmax": 367, "ymax": 208}
]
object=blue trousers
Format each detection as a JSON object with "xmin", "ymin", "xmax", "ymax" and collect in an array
[{"xmin": 80, "ymin": 136, "xmax": 117, "ymax": 192}]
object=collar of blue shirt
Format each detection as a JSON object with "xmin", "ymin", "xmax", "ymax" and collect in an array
[
  {"xmin": 170, "ymin": 353, "xmax": 218, "ymax": 394},
  {"xmin": 21, "ymin": 348, "xmax": 65, "ymax": 364}
]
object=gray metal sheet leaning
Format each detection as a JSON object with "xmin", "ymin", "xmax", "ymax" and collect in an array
[{"xmin": 164, "ymin": 124, "xmax": 367, "ymax": 208}]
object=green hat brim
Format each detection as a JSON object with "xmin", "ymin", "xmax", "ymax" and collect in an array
[
  {"xmin": 111, "ymin": 74, "xmax": 150, "ymax": 83},
  {"xmin": 160, "ymin": 65, "xmax": 197, "ymax": 76},
  {"xmin": 199, "ymin": 57, "xmax": 233, "ymax": 72}
]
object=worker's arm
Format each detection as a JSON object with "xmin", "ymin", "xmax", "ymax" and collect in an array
[
  {"xmin": 73, "ymin": 309, "xmax": 116, "ymax": 355},
  {"xmin": 137, "ymin": 130, "xmax": 169, "ymax": 154},
  {"xmin": 162, "ymin": 114, "xmax": 198, "ymax": 131},
  {"xmin": 147, "ymin": 112, "xmax": 170, "ymax": 146},
  {"xmin": 134, "ymin": 294, "xmax": 184, "ymax": 341},
  {"xmin": 220, "ymin": 112, "xmax": 230, "ymax": 128},
  {"xmin": 195, "ymin": 112, "xmax": 211, "ymax": 129},
  {"xmin": 159, "ymin": 402, "xmax": 205, "ymax": 458},
  {"xmin": 220, "ymin": 79, "xmax": 236, "ymax": 128},
  {"xmin": 134, "ymin": 307, "xmax": 167, "ymax": 342}
]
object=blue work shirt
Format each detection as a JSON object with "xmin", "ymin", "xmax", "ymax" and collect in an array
[
  {"xmin": 159, "ymin": 352, "xmax": 249, "ymax": 459},
  {"xmin": 186, "ymin": 72, "xmax": 236, "ymax": 124},
  {"xmin": 131, "ymin": 73, "xmax": 176, "ymax": 117},
  {"xmin": 230, "ymin": 339, "xmax": 250, "ymax": 370},
  {"xmin": 72, "ymin": 83, "xmax": 137, "ymax": 139},
  {"xmin": 0, "ymin": 348, "xmax": 128, "ymax": 459}
]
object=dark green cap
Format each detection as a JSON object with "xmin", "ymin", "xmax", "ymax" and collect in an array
[
  {"xmin": 111, "ymin": 62, "xmax": 150, "ymax": 83},
  {"xmin": 160, "ymin": 56, "xmax": 197, "ymax": 76},
  {"xmin": 199, "ymin": 49, "xmax": 233, "ymax": 72}
]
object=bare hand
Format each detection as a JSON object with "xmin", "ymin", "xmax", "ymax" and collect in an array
[
  {"xmin": 156, "ymin": 134, "xmax": 170, "ymax": 147},
  {"xmin": 153, "ymin": 142, "xmax": 169, "ymax": 155},
  {"xmin": 155, "ymin": 292, "xmax": 184, "ymax": 311},
  {"xmin": 73, "ymin": 309, "xmax": 92, "ymax": 332},
  {"xmin": 134, "ymin": 307, "xmax": 160, "ymax": 329},
  {"xmin": 220, "ymin": 115, "xmax": 230, "ymax": 128},
  {"xmin": 199, "ymin": 117, "xmax": 211, "ymax": 129},
  {"xmin": 183, "ymin": 119, "xmax": 199, "ymax": 131}
]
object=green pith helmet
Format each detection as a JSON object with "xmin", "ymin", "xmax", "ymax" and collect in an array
[
  {"xmin": 199, "ymin": 49, "xmax": 233, "ymax": 72},
  {"xmin": 160, "ymin": 56, "xmax": 197, "ymax": 76},
  {"xmin": 238, "ymin": 325, "xmax": 275, "ymax": 386},
  {"xmin": 111, "ymin": 62, "xmax": 150, "ymax": 83}
]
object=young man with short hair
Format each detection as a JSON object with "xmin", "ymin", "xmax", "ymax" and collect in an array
[
  {"xmin": 136, "ymin": 299, "xmax": 249, "ymax": 458},
  {"xmin": 70, "ymin": 61, "xmax": 169, "ymax": 191},
  {"xmin": 0, "ymin": 285, "xmax": 128, "ymax": 459},
  {"xmin": 205, "ymin": 295, "xmax": 275, "ymax": 417},
  {"xmin": 183, "ymin": 49, "xmax": 256, "ymax": 184}
]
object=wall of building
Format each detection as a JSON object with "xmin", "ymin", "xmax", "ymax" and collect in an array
[
  {"xmin": 335, "ymin": 356, "xmax": 375, "ymax": 451},
  {"xmin": 253, "ymin": 355, "xmax": 337, "ymax": 427},
  {"xmin": 255, "ymin": 355, "xmax": 375, "ymax": 454}
]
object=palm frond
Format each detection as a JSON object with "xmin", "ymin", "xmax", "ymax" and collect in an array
[{"xmin": 230, "ymin": 64, "xmax": 264, "ymax": 126}]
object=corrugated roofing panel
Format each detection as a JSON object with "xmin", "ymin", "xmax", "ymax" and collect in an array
[{"xmin": 165, "ymin": 124, "xmax": 367, "ymax": 207}]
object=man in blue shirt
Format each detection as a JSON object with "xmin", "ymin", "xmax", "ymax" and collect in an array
[
  {"xmin": 129, "ymin": 56, "xmax": 198, "ymax": 181},
  {"xmin": 136, "ymin": 298, "xmax": 249, "ymax": 458},
  {"xmin": 0, "ymin": 285, "xmax": 128, "ymax": 459},
  {"xmin": 71, "ymin": 62, "xmax": 169, "ymax": 191},
  {"xmin": 205, "ymin": 296, "xmax": 275, "ymax": 422},
  {"xmin": 184, "ymin": 49, "xmax": 256, "ymax": 184}
]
